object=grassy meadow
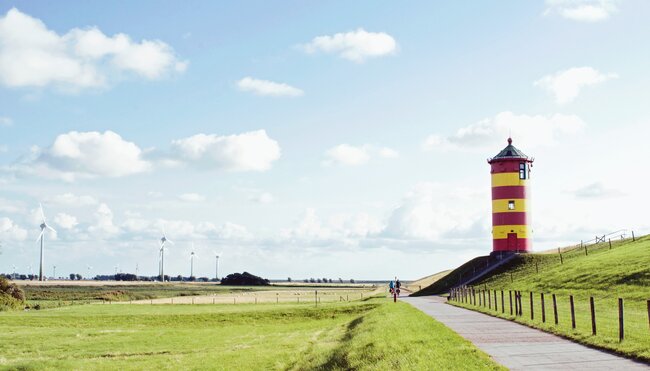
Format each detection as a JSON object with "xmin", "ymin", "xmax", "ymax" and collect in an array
[
  {"xmin": 0, "ymin": 296, "xmax": 502, "ymax": 370},
  {"xmin": 15, "ymin": 282, "xmax": 376, "ymax": 309},
  {"xmin": 452, "ymin": 234, "xmax": 650, "ymax": 361}
]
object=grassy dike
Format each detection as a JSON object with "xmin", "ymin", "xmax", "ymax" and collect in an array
[
  {"xmin": 0, "ymin": 297, "xmax": 503, "ymax": 370},
  {"xmin": 450, "ymin": 235, "xmax": 650, "ymax": 362}
]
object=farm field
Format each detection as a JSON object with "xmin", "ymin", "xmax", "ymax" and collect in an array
[
  {"xmin": 451, "ymin": 234, "xmax": 650, "ymax": 361},
  {"xmin": 14, "ymin": 282, "xmax": 378, "ymax": 309},
  {"xmin": 0, "ymin": 296, "xmax": 502, "ymax": 370}
]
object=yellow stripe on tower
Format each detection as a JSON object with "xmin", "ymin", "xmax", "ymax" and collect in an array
[
  {"xmin": 491, "ymin": 172, "xmax": 527, "ymax": 187},
  {"xmin": 492, "ymin": 225, "xmax": 530, "ymax": 239},
  {"xmin": 491, "ymin": 199, "xmax": 528, "ymax": 213}
]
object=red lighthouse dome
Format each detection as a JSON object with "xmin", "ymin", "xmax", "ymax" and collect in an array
[{"xmin": 488, "ymin": 138, "xmax": 534, "ymax": 253}]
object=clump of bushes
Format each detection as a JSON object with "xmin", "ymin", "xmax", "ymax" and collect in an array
[
  {"xmin": 0, "ymin": 276, "xmax": 25, "ymax": 311},
  {"xmin": 220, "ymin": 272, "xmax": 270, "ymax": 286}
]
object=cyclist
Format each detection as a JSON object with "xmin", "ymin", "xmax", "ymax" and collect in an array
[
  {"xmin": 395, "ymin": 278, "xmax": 402, "ymax": 297},
  {"xmin": 388, "ymin": 279, "xmax": 395, "ymax": 296}
]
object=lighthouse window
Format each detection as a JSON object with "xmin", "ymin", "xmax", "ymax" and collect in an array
[
  {"xmin": 519, "ymin": 162, "xmax": 527, "ymax": 179},
  {"xmin": 508, "ymin": 200, "xmax": 515, "ymax": 210}
]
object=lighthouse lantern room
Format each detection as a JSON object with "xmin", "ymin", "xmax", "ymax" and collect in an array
[{"xmin": 488, "ymin": 138, "xmax": 533, "ymax": 253}]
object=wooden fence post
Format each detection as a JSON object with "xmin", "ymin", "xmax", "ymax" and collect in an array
[
  {"xmin": 570, "ymin": 295, "xmax": 576, "ymax": 329},
  {"xmin": 501, "ymin": 290, "xmax": 505, "ymax": 314},
  {"xmin": 632, "ymin": 231, "xmax": 635, "ymax": 242},
  {"xmin": 541, "ymin": 293, "xmax": 546, "ymax": 323},
  {"xmin": 315, "ymin": 290, "xmax": 318, "ymax": 307},
  {"xmin": 552, "ymin": 294, "xmax": 558, "ymax": 325},
  {"xmin": 488, "ymin": 289, "xmax": 492, "ymax": 309},
  {"xmin": 530, "ymin": 292, "xmax": 534, "ymax": 320},
  {"xmin": 483, "ymin": 290, "xmax": 486, "ymax": 308},
  {"xmin": 618, "ymin": 298, "xmax": 624, "ymax": 341},
  {"xmin": 494, "ymin": 290, "xmax": 498, "ymax": 311},
  {"xmin": 590, "ymin": 297, "xmax": 596, "ymax": 335},
  {"xmin": 585, "ymin": 243, "xmax": 588, "ymax": 256},
  {"xmin": 519, "ymin": 291, "xmax": 523, "ymax": 316},
  {"xmin": 509, "ymin": 290, "xmax": 513, "ymax": 315},
  {"xmin": 609, "ymin": 239, "xmax": 612, "ymax": 250}
]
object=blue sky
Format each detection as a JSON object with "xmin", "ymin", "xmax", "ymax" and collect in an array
[{"xmin": 1, "ymin": 0, "xmax": 649, "ymax": 280}]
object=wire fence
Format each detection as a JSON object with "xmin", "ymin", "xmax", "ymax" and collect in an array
[{"xmin": 449, "ymin": 287, "xmax": 650, "ymax": 358}]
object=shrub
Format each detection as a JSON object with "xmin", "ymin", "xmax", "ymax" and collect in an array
[{"xmin": 0, "ymin": 276, "xmax": 25, "ymax": 311}]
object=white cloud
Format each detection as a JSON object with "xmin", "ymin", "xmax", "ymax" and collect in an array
[
  {"xmin": 544, "ymin": 0, "xmax": 618, "ymax": 22},
  {"xmin": 0, "ymin": 8, "xmax": 186, "ymax": 90},
  {"xmin": 423, "ymin": 111, "xmax": 585, "ymax": 151},
  {"xmin": 0, "ymin": 217, "xmax": 28, "ymax": 241},
  {"xmin": 324, "ymin": 144, "xmax": 370, "ymax": 166},
  {"xmin": 323, "ymin": 144, "xmax": 400, "ymax": 166},
  {"xmin": 88, "ymin": 203, "xmax": 120, "ymax": 237},
  {"xmin": 534, "ymin": 67, "xmax": 617, "ymax": 104},
  {"xmin": 249, "ymin": 192, "xmax": 274, "ymax": 204},
  {"xmin": 382, "ymin": 182, "xmax": 488, "ymax": 241},
  {"xmin": 0, "ymin": 116, "xmax": 12, "ymax": 127},
  {"xmin": 178, "ymin": 193, "xmax": 206, "ymax": 202},
  {"xmin": 171, "ymin": 130, "xmax": 281, "ymax": 172},
  {"xmin": 378, "ymin": 147, "xmax": 399, "ymax": 158},
  {"xmin": 53, "ymin": 212, "xmax": 78, "ymax": 230},
  {"xmin": 571, "ymin": 182, "xmax": 624, "ymax": 198},
  {"xmin": 14, "ymin": 130, "xmax": 151, "ymax": 181},
  {"xmin": 48, "ymin": 193, "xmax": 98, "ymax": 206},
  {"xmin": 236, "ymin": 77, "xmax": 304, "ymax": 97},
  {"xmin": 301, "ymin": 28, "xmax": 397, "ymax": 62}
]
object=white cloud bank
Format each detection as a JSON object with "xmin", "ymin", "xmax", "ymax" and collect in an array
[
  {"xmin": 171, "ymin": 130, "xmax": 281, "ymax": 172},
  {"xmin": 0, "ymin": 217, "xmax": 28, "ymax": 241},
  {"xmin": 323, "ymin": 144, "xmax": 399, "ymax": 166},
  {"xmin": 178, "ymin": 193, "xmax": 206, "ymax": 202},
  {"xmin": 0, "ymin": 8, "xmax": 186, "ymax": 90},
  {"xmin": 534, "ymin": 67, "xmax": 617, "ymax": 104},
  {"xmin": 301, "ymin": 28, "xmax": 397, "ymax": 63},
  {"xmin": 14, "ymin": 131, "xmax": 151, "ymax": 181},
  {"xmin": 423, "ymin": 111, "xmax": 585, "ymax": 151},
  {"xmin": 10, "ymin": 129, "xmax": 282, "ymax": 181},
  {"xmin": 236, "ymin": 77, "xmax": 303, "ymax": 97},
  {"xmin": 544, "ymin": 0, "xmax": 618, "ymax": 22}
]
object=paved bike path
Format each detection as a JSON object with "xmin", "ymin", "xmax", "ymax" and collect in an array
[{"xmin": 402, "ymin": 296, "xmax": 649, "ymax": 370}]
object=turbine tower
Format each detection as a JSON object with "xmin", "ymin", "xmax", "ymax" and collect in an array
[
  {"xmin": 190, "ymin": 250, "xmax": 196, "ymax": 278},
  {"xmin": 214, "ymin": 252, "xmax": 221, "ymax": 281},
  {"xmin": 36, "ymin": 204, "xmax": 56, "ymax": 281},
  {"xmin": 158, "ymin": 227, "xmax": 173, "ymax": 282}
]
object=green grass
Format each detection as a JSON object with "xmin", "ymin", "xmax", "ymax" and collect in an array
[
  {"xmin": 19, "ymin": 283, "xmax": 373, "ymax": 309},
  {"xmin": 0, "ymin": 298, "xmax": 502, "ymax": 370},
  {"xmin": 451, "ymin": 234, "xmax": 650, "ymax": 362}
]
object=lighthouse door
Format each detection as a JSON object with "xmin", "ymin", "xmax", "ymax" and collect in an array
[{"xmin": 507, "ymin": 233, "xmax": 518, "ymax": 251}]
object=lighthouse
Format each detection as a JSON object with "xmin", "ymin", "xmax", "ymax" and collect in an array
[{"xmin": 488, "ymin": 138, "xmax": 533, "ymax": 253}]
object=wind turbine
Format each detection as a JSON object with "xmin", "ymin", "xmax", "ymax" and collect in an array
[
  {"xmin": 190, "ymin": 248, "xmax": 196, "ymax": 278},
  {"xmin": 214, "ymin": 251, "xmax": 222, "ymax": 281},
  {"xmin": 36, "ymin": 204, "xmax": 56, "ymax": 281},
  {"xmin": 159, "ymin": 227, "xmax": 173, "ymax": 282},
  {"xmin": 87, "ymin": 265, "xmax": 92, "ymax": 280}
]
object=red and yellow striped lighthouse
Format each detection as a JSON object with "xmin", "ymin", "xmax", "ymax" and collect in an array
[{"xmin": 488, "ymin": 138, "xmax": 533, "ymax": 253}]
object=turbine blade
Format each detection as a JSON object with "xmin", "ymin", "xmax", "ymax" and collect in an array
[
  {"xmin": 35, "ymin": 230, "xmax": 44, "ymax": 242},
  {"xmin": 39, "ymin": 203, "xmax": 46, "ymax": 222},
  {"xmin": 46, "ymin": 224, "xmax": 56, "ymax": 233},
  {"xmin": 166, "ymin": 239, "xmax": 174, "ymax": 245}
]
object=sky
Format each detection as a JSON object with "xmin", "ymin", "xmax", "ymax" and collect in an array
[{"xmin": 1, "ymin": 0, "xmax": 649, "ymax": 280}]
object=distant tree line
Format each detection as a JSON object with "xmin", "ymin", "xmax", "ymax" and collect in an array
[{"xmin": 301, "ymin": 278, "xmax": 355, "ymax": 284}]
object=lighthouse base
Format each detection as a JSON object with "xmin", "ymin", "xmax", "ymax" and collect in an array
[{"xmin": 492, "ymin": 237, "xmax": 531, "ymax": 253}]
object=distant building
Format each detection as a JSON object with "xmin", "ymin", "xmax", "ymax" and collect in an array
[{"xmin": 488, "ymin": 138, "xmax": 533, "ymax": 253}]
